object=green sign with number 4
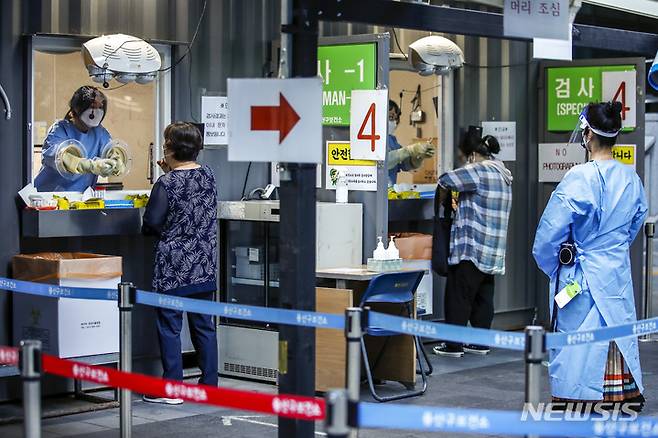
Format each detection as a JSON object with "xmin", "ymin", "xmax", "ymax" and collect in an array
[
  {"xmin": 318, "ymin": 43, "xmax": 377, "ymax": 126},
  {"xmin": 547, "ymin": 65, "xmax": 636, "ymax": 132}
]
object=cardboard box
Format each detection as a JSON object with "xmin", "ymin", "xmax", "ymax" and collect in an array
[{"xmin": 12, "ymin": 253, "xmax": 122, "ymax": 358}]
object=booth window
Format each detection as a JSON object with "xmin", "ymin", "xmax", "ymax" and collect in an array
[{"xmin": 29, "ymin": 36, "xmax": 171, "ymax": 190}]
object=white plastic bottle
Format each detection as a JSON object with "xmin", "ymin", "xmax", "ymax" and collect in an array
[
  {"xmin": 386, "ymin": 236, "xmax": 400, "ymax": 260},
  {"xmin": 373, "ymin": 236, "xmax": 387, "ymax": 260}
]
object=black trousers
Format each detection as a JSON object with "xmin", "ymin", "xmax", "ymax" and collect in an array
[{"xmin": 444, "ymin": 260, "xmax": 495, "ymax": 349}]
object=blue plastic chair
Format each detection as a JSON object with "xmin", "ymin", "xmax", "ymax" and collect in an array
[{"xmin": 359, "ymin": 270, "xmax": 434, "ymax": 402}]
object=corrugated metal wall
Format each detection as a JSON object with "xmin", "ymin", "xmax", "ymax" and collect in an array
[{"xmin": 319, "ymin": 23, "xmax": 539, "ymax": 325}]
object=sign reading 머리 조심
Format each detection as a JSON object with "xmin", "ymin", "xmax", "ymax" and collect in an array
[
  {"xmin": 325, "ymin": 141, "xmax": 377, "ymax": 192},
  {"xmin": 317, "ymin": 43, "xmax": 377, "ymax": 126},
  {"xmin": 202, "ymin": 96, "xmax": 229, "ymax": 145},
  {"xmin": 546, "ymin": 65, "xmax": 636, "ymax": 132},
  {"xmin": 504, "ymin": 0, "xmax": 570, "ymax": 41}
]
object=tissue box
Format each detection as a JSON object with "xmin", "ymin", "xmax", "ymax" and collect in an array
[{"xmin": 366, "ymin": 258, "xmax": 403, "ymax": 272}]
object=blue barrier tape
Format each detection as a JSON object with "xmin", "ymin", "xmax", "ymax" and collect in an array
[
  {"xmin": 546, "ymin": 317, "xmax": 658, "ymax": 349},
  {"xmin": 6, "ymin": 274, "xmax": 658, "ymax": 351},
  {"xmin": 135, "ymin": 290, "xmax": 345, "ymax": 330},
  {"xmin": 358, "ymin": 402, "xmax": 658, "ymax": 437},
  {"xmin": 0, "ymin": 276, "xmax": 117, "ymax": 301},
  {"xmin": 368, "ymin": 311, "xmax": 525, "ymax": 350}
]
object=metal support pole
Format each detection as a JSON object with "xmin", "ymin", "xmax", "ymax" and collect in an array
[
  {"xmin": 524, "ymin": 326, "xmax": 545, "ymax": 438},
  {"xmin": 325, "ymin": 389, "xmax": 349, "ymax": 438},
  {"xmin": 278, "ymin": 1, "xmax": 319, "ymax": 437},
  {"xmin": 118, "ymin": 282, "xmax": 135, "ymax": 438},
  {"xmin": 641, "ymin": 222, "xmax": 655, "ymax": 342},
  {"xmin": 345, "ymin": 308, "xmax": 362, "ymax": 438},
  {"xmin": 20, "ymin": 340, "xmax": 42, "ymax": 438}
]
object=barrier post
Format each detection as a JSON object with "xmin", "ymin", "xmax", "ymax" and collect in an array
[
  {"xmin": 524, "ymin": 326, "xmax": 545, "ymax": 438},
  {"xmin": 118, "ymin": 282, "xmax": 135, "ymax": 438},
  {"xmin": 20, "ymin": 340, "xmax": 42, "ymax": 438},
  {"xmin": 641, "ymin": 222, "xmax": 655, "ymax": 342},
  {"xmin": 344, "ymin": 307, "xmax": 362, "ymax": 438},
  {"xmin": 325, "ymin": 389, "xmax": 349, "ymax": 438}
]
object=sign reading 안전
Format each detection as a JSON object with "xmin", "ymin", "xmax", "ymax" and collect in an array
[
  {"xmin": 325, "ymin": 141, "xmax": 377, "ymax": 192},
  {"xmin": 317, "ymin": 43, "xmax": 377, "ymax": 126}
]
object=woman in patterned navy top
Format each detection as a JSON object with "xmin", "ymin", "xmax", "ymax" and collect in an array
[{"xmin": 142, "ymin": 122, "xmax": 218, "ymax": 404}]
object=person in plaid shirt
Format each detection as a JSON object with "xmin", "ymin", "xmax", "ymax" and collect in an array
[{"xmin": 433, "ymin": 127, "xmax": 513, "ymax": 357}]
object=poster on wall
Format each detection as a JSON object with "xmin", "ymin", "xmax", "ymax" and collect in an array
[
  {"xmin": 481, "ymin": 121, "xmax": 516, "ymax": 162},
  {"xmin": 201, "ymin": 96, "xmax": 229, "ymax": 146},
  {"xmin": 325, "ymin": 141, "xmax": 377, "ymax": 191}
]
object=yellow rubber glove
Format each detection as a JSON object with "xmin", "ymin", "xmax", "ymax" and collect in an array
[
  {"xmin": 405, "ymin": 142, "xmax": 436, "ymax": 168},
  {"xmin": 406, "ymin": 142, "xmax": 435, "ymax": 159},
  {"xmin": 61, "ymin": 151, "xmax": 85, "ymax": 174},
  {"xmin": 107, "ymin": 147, "xmax": 127, "ymax": 176},
  {"xmin": 91, "ymin": 158, "xmax": 117, "ymax": 177}
]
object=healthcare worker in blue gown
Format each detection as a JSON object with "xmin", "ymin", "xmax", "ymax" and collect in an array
[
  {"xmin": 533, "ymin": 101, "xmax": 647, "ymax": 410},
  {"xmin": 34, "ymin": 86, "xmax": 122, "ymax": 192},
  {"xmin": 387, "ymin": 100, "xmax": 435, "ymax": 185}
]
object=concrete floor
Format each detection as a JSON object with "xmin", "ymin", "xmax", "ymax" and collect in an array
[{"xmin": 0, "ymin": 342, "xmax": 658, "ymax": 438}]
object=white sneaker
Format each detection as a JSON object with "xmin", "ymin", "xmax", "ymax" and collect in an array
[{"xmin": 142, "ymin": 394, "xmax": 184, "ymax": 405}]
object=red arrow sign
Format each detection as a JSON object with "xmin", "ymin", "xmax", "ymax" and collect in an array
[{"xmin": 250, "ymin": 93, "xmax": 300, "ymax": 144}]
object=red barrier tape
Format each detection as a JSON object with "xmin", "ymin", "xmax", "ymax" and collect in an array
[
  {"xmin": 41, "ymin": 354, "xmax": 325, "ymax": 421},
  {"xmin": 0, "ymin": 346, "xmax": 18, "ymax": 367}
]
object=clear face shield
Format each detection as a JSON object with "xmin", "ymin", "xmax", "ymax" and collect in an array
[
  {"xmin": 567, "ymin": 107, "xmax": 589, "ymax": 150},
  {"xmin": 568, "ymin": 107, "xmax": 620, "ymax": 155}
]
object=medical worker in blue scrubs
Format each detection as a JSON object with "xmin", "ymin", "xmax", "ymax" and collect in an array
[
  {"xmin": 34, "ymin": 86, "xmax": 124, "ymax": 192},
  {"xmin": 533, "ymin": 101, "xmax": 647, "ymax": 410},
  {"xmin": 387, "ymin": 100, "xmax": 435, "ymax": 185}
]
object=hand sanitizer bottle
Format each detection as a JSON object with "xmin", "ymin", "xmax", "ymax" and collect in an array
[
  {"xmin": 385, "ymin": 236, "xmax": 400, "ymax": 260},
  {"xmin": 373, "ymin": 236, "xmax": 386, "ymax": 260}
]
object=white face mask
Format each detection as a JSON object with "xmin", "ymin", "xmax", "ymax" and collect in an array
[
  {"xmin": 388, "ymin": 120, "xmax": 398, "ymax": 135},
  {"xmin": 79, "ymin": 108, "xmax": 104, "ymax": 128}
]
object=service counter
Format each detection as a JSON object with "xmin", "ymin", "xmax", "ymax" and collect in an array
[{"xmin": 21, "ymin": 208, "xmax": 143, "ymax": 238}]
